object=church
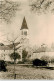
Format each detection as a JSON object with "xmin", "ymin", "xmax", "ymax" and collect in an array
[
  {"xmin": 20, "ymin": 17, "xmax": 29, "ymax": 49},
  {"xmin": 0, "ymin": 17, "xmax": 33, "ymax": 61}
]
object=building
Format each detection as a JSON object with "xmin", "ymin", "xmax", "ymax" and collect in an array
[
  {"xmin": 20, "ymin": 17, "xmax": 29, "ymax": 49},
  {"xmin": 0, "ymin": 17, "xmax": 33, "ymax": 61},
  {"xmin": 17, "ymin": 17, "xmax": 33, "ymax": 61},
  {"xmin": 0, "ymin": 42, "xmax": 20, "ymax": 61}
]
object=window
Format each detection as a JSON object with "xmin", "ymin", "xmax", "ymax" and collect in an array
[{"xmin": 24, "ymin": 31, "xmax": 27, "ymax": 35}]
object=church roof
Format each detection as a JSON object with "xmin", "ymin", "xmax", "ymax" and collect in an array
[
  {"xmin": 0, "ymin": 42, "xmax": 20, "ymax": 50},
  {"xmin": 20, "ymin": 17, "xmax": 28, "ymax": 30}
]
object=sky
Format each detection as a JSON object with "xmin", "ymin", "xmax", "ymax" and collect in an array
[{"xmin": 0, "ymin": 0, "xmax": 54, "ymax": 47}]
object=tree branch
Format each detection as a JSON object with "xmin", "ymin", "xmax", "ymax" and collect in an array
[
  {"xmin": 30, "ymin": 0, "xmax": 53, "ymax": 14},
  {"xmin": 0, "ymin": 0, "xmax": 21, "ymax": 23}
]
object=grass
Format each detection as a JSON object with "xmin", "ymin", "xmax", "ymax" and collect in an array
[{"xmin": 0, "ymin": 64, "xmax": 54, "ymax": 79}]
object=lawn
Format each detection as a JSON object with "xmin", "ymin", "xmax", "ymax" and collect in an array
[{"xmin": 0, "ymin": 64, "xmax": 54, "ymax": 79}]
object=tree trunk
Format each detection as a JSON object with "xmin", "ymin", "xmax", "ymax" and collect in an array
[
  {"xmin": 13, "ymin": 43, "xmax": 16, "ymax": 79},
  {"xmin": 14, "ymin": 59, "xmax": 16, "ymax": 79}
]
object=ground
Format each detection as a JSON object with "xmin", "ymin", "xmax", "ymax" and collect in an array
[{"xmin": 0, "ymin": 64, "xmax": 54, "ymax": 79}]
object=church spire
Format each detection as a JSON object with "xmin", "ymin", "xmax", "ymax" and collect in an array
[{"xmin": 20, "ymin": 17, "xmax": 28, "ymax": 30}]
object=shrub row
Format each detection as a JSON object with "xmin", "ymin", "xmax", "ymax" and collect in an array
[{"xmin": 33, "ymin": 59, "xmax": 48, "ymax": 66}]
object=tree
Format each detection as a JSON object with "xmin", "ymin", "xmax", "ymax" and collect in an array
[
  {"xmin": 0, "ymin": 43, "xmax": 4, "ymax": 46},
  {"xmin": 34, "ymin": 43, "xmax": 47, "ymax": 53},
  {"xmin": 22, "ymin": 49, "xmax": 28, "ymax": 63},
  {"xmin": 10, "ymin": 52, "xmax": 21, "ymax": 63},
  {"xmin": 6, "ymin": 35, "xmax": 21, "ymax": 79},
  {"xmin": 0, "ymin": 0, "xmax": 20, "ymax": 23},
  {"xmin": 29, "ymin": 0, "xmax": 54, "ymax": 14}
]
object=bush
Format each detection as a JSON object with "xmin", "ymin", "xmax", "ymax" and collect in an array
[
  {"xmin": 5, "ymin": 61, "xmax": 14, "ymax": 64},
  {"xmin": 18, "ymin": 61, "xmax": 24, "ymax": 64},
  {"xmin": 0, "ymin": 60, "xmax": 7, "ymax": 72},
  {"xmin": 33, "ymin": 59, "xmax": 48, "ymax": 66}
]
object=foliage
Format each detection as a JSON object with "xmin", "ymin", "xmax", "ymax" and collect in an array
[
  {"xmin": 0, "ymin": 60, "xmax": 7, "ymax": 72},
  {"xmin": 10, "ymin": 52, "xmax": 21, "ymax": 62},
  {"xmin": 18, "ymin": 61, "xmax": 24, "ymax": 64},
  {"xmin": 0, "ymin": 43, "xmax": 4, "ymax": 46},
  {"xmin": 30, "ymin": 0, "xmax": 54, "ymax": 14},
  {"xmin": 33, "ymin": 58, "xmax": 48, "ymax": 66},
  {"xmin": 0, "ymin": 0, "xmax": 20, "ymax": 23},
  {"xmin": 33, "ymin": 44, "xmax": 47, "ymax": 53},
  {"xmin": 22, "ymin": 49, "xmax": 28, "ymax": 62}
]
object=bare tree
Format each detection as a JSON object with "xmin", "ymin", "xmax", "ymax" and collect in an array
[
  {"xmin": 29, "ymin": 0, "xmax": 54, "ymax": 14},
  {"xmin": 0, "ymin": 0, "xmax": 21, "ymax": 23},
  {"xmin": 6, "ymin": 35, "xmax": 21, "ymax": 79},
  {"xmin": 0, "ymin": 33, "xmax": 21, "ymax": 79}
]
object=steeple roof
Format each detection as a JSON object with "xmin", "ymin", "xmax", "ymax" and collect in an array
[{"xmin": 20, "ymin": 17, "xmax": 28, "ymax": 30}]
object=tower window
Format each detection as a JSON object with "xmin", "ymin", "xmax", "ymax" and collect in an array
[{"xmin": 24, "ymin": 31, "xmax": 27, "ymax": 35}]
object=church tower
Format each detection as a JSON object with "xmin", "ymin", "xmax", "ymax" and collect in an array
[
  {"xmin": 20, "ymin": 17, "xmax": 28, "ymax": 39},
  {"xmin": 20, "ymin": 17, "xmax": 29, "ymax": 49},
  {"xmin": 18, "ymin": 17, "xmax": 32, "ymax": 61}
]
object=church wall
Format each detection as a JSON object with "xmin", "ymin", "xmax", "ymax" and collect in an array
[{"xmin": 0, "ymin": 50, "xmax": 13, "ymax": 61}]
